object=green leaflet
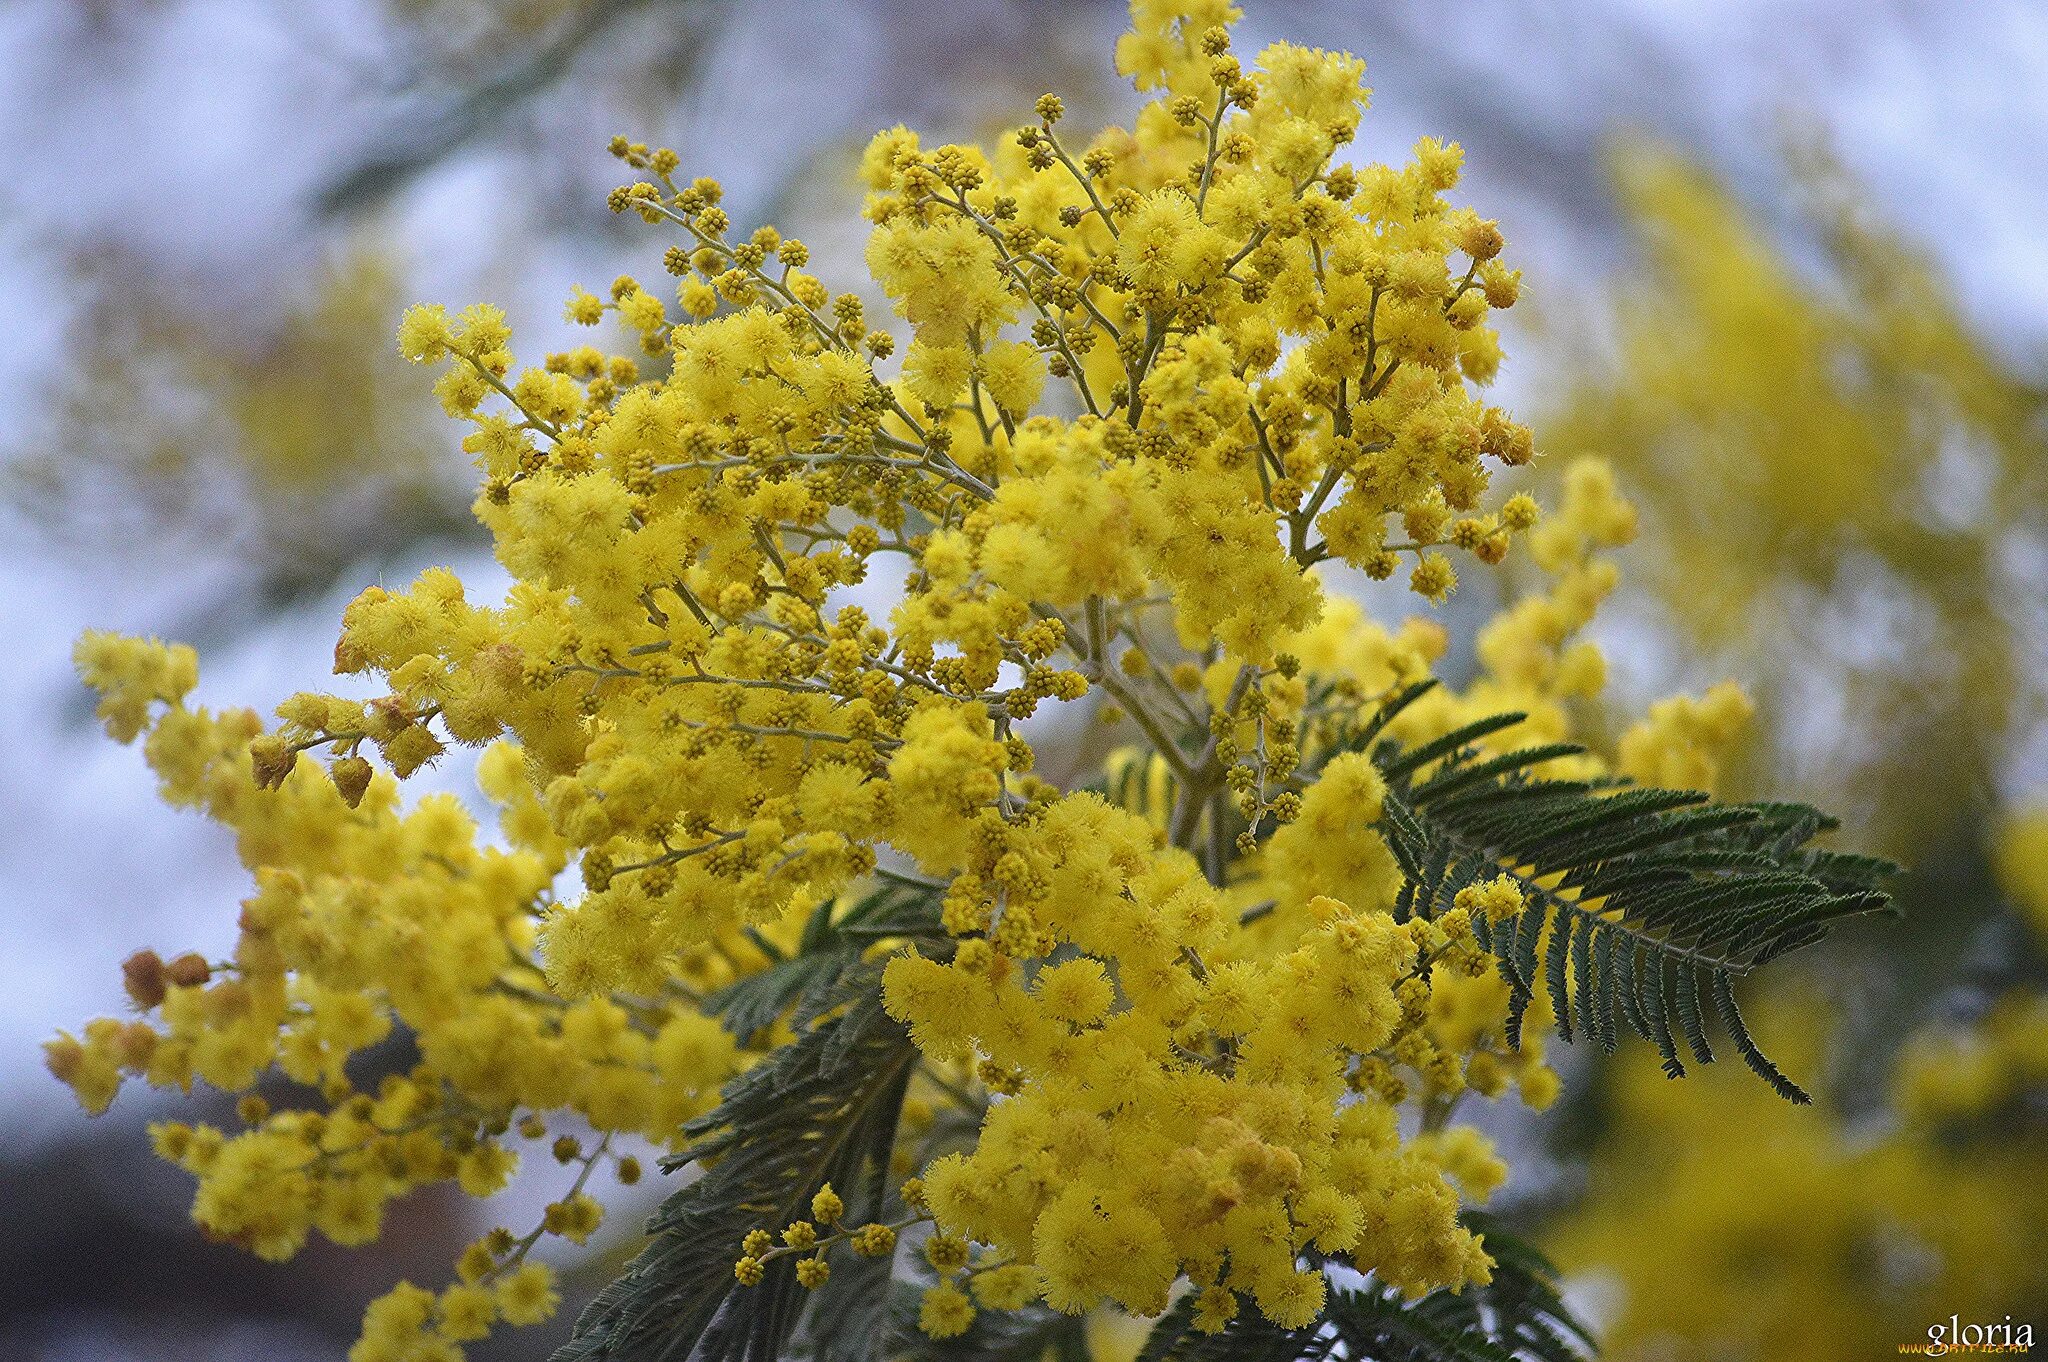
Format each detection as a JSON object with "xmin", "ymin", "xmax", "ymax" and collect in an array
[
  {"xmin": 554, "ymin": 963, "xmax": 917, "ymax": 1362},
  {"xmin": 705, "ymin": 879, "xmax": 946, "ymax": 1042},
  {"xmin": 1132, "ymin": 1214, "xmax": 1592, "ymax": 1362},
  {"xmin": 1362, "ymin": 681, "xmax": 1897, "ymax": 1102}
]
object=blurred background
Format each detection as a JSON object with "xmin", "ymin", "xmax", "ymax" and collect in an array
[{"xmin": 4, "ymin": 1, "xmax": 2045, "ymax": 1358}]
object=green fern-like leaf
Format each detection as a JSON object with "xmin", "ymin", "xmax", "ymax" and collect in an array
[
  {"xmin": 553, "ymin": 964, "xmax": 918, "ymax": 1362},
  {"xmin": 1132, "ymin": 1289, "xmax": 1337, "ymax": 1362},
  {"xmin": 705, "ymin": 881, "xmax": 945, "ymax": 1042},
  {"xmin": 874, "ymin": 1286, "xmax": 1093, "ymax": 1362},
  {"xmin": 1361, "ymin": 682, "xmax": 1897, "ymax": 1102},
  {"xmin": 1130, "ymin": 1214, "xmax": 1591, "ymax": 1362}
]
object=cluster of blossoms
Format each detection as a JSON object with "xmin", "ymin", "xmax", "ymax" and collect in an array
[
  {"xmin": 55, "ymin": 635, "xmax": 744, "ymax": 1354},
  {"xmin": 46, "ymin": 2, "xmax": 1754, "ymax": 1355}
]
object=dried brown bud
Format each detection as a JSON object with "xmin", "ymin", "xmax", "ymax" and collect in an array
[
  {"xmin": 164, "ymin": 952, "xmax": 211, "ymax": 989},
  {"xmin": 121, "ymin": 949, "xmax": 167, "ymax": 1009}
]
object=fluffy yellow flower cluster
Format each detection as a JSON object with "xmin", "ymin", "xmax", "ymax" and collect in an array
[
  {"xmin": 51, "ymin": 642, "xmax": 745, "ymax": 1360},
  {"xmin": 47, "ymin": 2, "xmax": 1789, "ymax": 1353},
  {"xmin": 1559, "ymin": 991, "xmax": 2048, "ymax": 1362},
  {"xmin": 1542, "ymin": 143, "xmax": 2048, "ymax": 860}
]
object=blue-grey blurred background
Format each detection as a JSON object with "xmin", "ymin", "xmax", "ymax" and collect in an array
[{"xmin": 3, "ymin": 1, "xmax": 2045, "ymax": 1358}]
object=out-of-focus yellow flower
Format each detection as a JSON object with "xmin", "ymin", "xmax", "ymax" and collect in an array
[
  {"xmin": 1540, "ymin": 142, "xmax": 2047, "ymax": 855},
  {"xmin": 1557, "ymin": 1001, "xmax": 2048, "ymax": 1362},
  {"xmin": 10, "ymin": 243, "xmax": 460, "ymax": 588}
]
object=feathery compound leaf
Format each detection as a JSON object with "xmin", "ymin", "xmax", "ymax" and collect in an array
[
  {"xmin": 1347, "ymin": 678, "xmax": 1442, "ymax": 753},
  {"xmin": 1590, "ymin": 923, "xmax": 1618, "ymax": 1052},
  {"xmin": 705, "ymin": 883, "xmax": 944, "ymax": 1040},
  {"xmin": 1711, "ymin": 970, "xmax": 1811, "ymax": 1104},
  {"xmin": 789, "ymin": 1251, "xmax": 895, "ymax": 1362},
  {"xmin": 1639, "ymin": 952, "xmax": 1680, "ymax": 1078},
  {"xmin": 1545, "ymin": 912, "xmax": 1575, "ymax": 1046},
  {"xmin": 1343, "ymin": 1219, "xmax": 1591, "ymax": 1362},
  {"xmin": 1451, "ymin": 1213, "xmax": 1600, "ymax": 1362},
  {"xmin": 554, "ymin": 963, "xmax": 917, "ymax": 1362},
  {"xmin": 1130, "ymin": 1214, "xmax": 1593, "ymax": 1362},
  {"xmin": 1675, "ymin": 964, "xmax": 1714, "ymax": 1066},
  {"xmin": 1570, "ymin": 912, "xmax": 1599, "ymax": 1045},
  {"xmin": 786, "ymin": 1181, "xmax": 926, "ymax": 1362},
  {"xmin": 1366, "ymin": 712, "xmax": 1896, "ymax": 1100},
  {"xmin": 880, "ymin": 1289, "xmax": 1092, "ymax": 1362},
  {"xmin": 1377, "ymin": 710, "xmax": 1533, "ymax": 784},
  {"xmin": 709, "ymin": 950, "xmax": 847, "ymax": 1044},
  {"xmin": 1133, "ymin": 1288, "xmax": 1337, "ymax": 1362}
]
